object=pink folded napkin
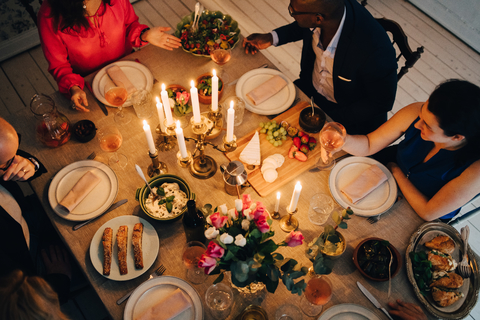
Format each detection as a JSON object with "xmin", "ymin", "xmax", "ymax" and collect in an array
[
  {"xmin": 135, "ymin": 288, "xmax": 192, "ymax": 320},
  {"xmin": 246, "ymin": 75, "xmax": 287, "ymax": 106},
  {"xmin": 59, "ymin": 171, "xmax": 101, "ymax": 213},
  {"xmin": 341, "ymin": 164, "xmax": 388, "ymax": 204},
  {"xmin": 106, "ymin": 65, "xmax": 137, "ymax": 95}
]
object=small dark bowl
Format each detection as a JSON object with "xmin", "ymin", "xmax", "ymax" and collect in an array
[
  {"xmin": 72, "ymin": 120, "xmax": 96, "ymax": 143},
  {"xmin": 299, "ymin": 107, "xmax": 326, "ymax": 133},
  {"xmin": 353, "ymin": 237, "xmax": 402, "ymax": 282}
]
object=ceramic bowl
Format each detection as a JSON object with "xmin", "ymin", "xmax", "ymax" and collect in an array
[
  {"xmin": 299, "ymin": 106, "xmax": 326, "ymax": 133},
  {"xmin": 135, "ymin": 174, "xmax": 194, "ymax": 221},
  {"xmin": 72, "ymin": 120, "xmax": 96, "ymax": 143},
  {"xmin": 196, "ymin": 73, "xmax": 224, "ymax": 104},
  {"xmin": 353, "ymin": 237, "xmax": 402, "ymax": 282}
]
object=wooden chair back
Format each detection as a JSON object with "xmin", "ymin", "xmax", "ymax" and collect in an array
[{"xmin": 18, "ymin": 0, "xmax": 43, "ymax": 26}]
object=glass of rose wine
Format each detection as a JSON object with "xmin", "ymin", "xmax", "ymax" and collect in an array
[
  {"xmin": 300, "ymin": 275, "xmax": 333, "ymax": 316},
  {"xmin": 104, "ymin": 82, "xmax": 131, "ymax": 125},
  {"xmin": 210, "ymin": 42, "xmax": 232, "ymax": 83},
  {"xmin": 314, "ymin": 122, "xmax": 346, "ymax": 170},
  {"xmin": 183, "ymin": 241, "xmax": 207, "ymax": 284},
  {"xmin": 97, "ymin": 126, "xmax": 127, "ymax": 169}
]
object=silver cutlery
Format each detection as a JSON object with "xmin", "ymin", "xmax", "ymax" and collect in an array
[
  {"xmin": 309, "ymin": 153, "xmax": 351, "ymax": 172},
  {"xmin": 135, "ymin": 164, "xmax": 158, "ymax": 201},
  {"xmin": 458, "ymin": 226, "xmax": 471, "ymax": 278},
  {"xmin": 357, "ymin": 281, "xmax": 394, "ymax": 320},
  {"xmin": 87, "ymin": 151, "xmax": 96, "ymax": 160},
  {"xmin": 367, "ymin": 215, "xmax": 381, "ymax": 224},
  {"xmin": 227, "ymin": 64, "xmax": 268, "ymax": 87},
  {"xmin": 72, "ymin": 199, "xmax": 128, "ymax": 230},
  {"xmin": 117, "ymin": 264, "xmax": 166, "ymax": 305}
]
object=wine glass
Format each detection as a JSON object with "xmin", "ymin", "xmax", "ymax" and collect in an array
[
  {"xmin": 183, "ymin": 241, "xmax": 207, "ymax": 284},
  {"xmin": 210, "ymin": 42, "xmax": 232, "ymax": 83},
  {"xmin": 314, "ymin": 122, "xmax": 346, "ymax": 170},
  {"xmin": 104, "ymin": 82, "xmax": 131, "ymax": 125},
  {"xmin": 205, "ymin": 283, "xmax": 234, "ymax": 319},
  {"xmin": 300, "ymin": 275, "xmax": 333, "ymax": 316},
  {"xmin": 97, "ymin": 126, "xmax": 128, "ymax": 169}
]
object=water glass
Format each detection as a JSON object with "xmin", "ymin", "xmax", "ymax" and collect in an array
[
  {"xmin": 205, "ymin": 283, "xmax": 234, "ymax": 319},
  {"xmin": 275, "ymin": 304, "xmax": 302, "ymax": 320},
  {"xmin": 308, "ymin": 193, "xmax": 334, "ymax": 225},
  {"xmin": 132, "ymin": 89, "xmax": 153, "ymax": 119},
  {"xmin": 223, "ymin": 96, "xmax": 245, "ymax": 126}
]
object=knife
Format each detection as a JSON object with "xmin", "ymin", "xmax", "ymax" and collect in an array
[
  {"xmin": 73, "ymin": 199, "xmax": 128, "ymax": 230},
  {"xmin": 357, "ymin": 281, "xmax": 394, "ymax": 320},
  {"xmin": 85, "ymin": 81, "xmax": 109, "ymax": 116}
]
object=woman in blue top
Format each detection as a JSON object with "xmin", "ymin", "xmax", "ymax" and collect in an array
[{"xmin": 342, "ymin": 79, "xmax": 480, "ymax": 221}]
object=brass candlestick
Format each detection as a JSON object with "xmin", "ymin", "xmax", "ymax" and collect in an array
[
  {"xmin": 176, "ymin": 150, "xmax": 192, "ymax": 167},
  {"xmin": 205, "ymin": 105, "xmax": 223, "ymax": 140},
  {"xmin": 155, "ymin": 124, "xmax": 176, "ymax": 152},
  {"xmin": 279, "ymin": 207, "xmax": 299, "ymax": 232},
  {"xmin": 271, "ymin": 210, "xmax": 280, "ymax": 220},
  {"xmin": 147, "ymin": 149, "xmax": 168, "ymax": 177}
]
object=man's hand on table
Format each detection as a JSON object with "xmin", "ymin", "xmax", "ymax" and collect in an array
[
  {"xmin": 388, "ymin": 299, "xmax": 427, "ymax": 320},
  {"xmin": 70, "ymin": 86, "xmax": 90, "ymax": 112},
  {"xmin": 2, "ymin": 155, "xmax": 35, "ymax": 182},
  {"xmin": 243, "ymin": 33, "xmax": 273, "ymax": 55},
  {"xmin": 143, "ymin": 27, "xmax": 181, "ymax": 51},
  {"xmin": 42, "ymin": 245, "xmax": 72, "ymax": 279}
]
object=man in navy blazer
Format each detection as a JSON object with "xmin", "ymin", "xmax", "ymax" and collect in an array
[{"xmin": 244, "ymin": 0, "xmax": 397, "ymax": 134}]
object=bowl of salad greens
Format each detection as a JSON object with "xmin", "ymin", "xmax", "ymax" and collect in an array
[{"xmin": 195, "ymin": 73, "xmax": 224, "ymax": 104}]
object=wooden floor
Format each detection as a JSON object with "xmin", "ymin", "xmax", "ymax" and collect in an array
[{"xmin": 2, "ymin": 0, "xmax": 480, "ymax": 318}]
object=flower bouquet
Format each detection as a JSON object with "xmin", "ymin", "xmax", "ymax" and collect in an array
[
  {"xmin": 198, "ymin": 194, "xmax": 308, "ymax": 295},
  {"xmin": 166, "ymin": 86, "xmax": 192, "ymax": 117}
]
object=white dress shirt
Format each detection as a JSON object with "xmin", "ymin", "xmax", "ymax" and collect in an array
[{"xmin": 0, "ymin": 184, "xmax": 30, "ymax": 248}]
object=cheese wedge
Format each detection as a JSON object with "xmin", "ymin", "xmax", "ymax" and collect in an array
[{"xmin": 240, "ymin": 131, "xmax": 261, "ymax": 165}]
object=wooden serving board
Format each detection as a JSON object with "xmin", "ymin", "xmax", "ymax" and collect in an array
[{"xmin": 225, "ymin": 101, "xmax": 322, "ymax": 197}]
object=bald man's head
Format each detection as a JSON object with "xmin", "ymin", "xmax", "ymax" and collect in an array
[{"xmin": 0, "ymin": 118, "xmax": 19, "ymax": 168}]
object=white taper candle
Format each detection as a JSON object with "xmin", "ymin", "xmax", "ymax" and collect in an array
[
  {"xmin": 190, "ymin": 80, "xmax": 201, "ymax": 123},
  {"xmin": 155, "ymin": 97, "xmax": 166, "ymax": 133},
  {"xmin": 212, "ymin": 69, "xmax": 218, "ymax": 112},
  {"xmin": 226, "ymin": 100, "xmax": 235, "ymax": 142},
  {"xmin": 175, "ymin": 120, "xmax": 188, "ymax": 158},
  {"xmin": 161, "ymin": 84, "xmax": 174, "ymax": 126},
  {"xmin": 288, "ymin": 182, "xmax": 302, "ymax": 212},
  {"xmin": 142, "ymin": 120, "xmax": 156, "ymax": 154}
]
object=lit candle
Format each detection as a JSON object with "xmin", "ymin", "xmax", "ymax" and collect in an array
[
  {"xmin": 275, "ymin": 192, "xmax": 281, "ymax": 212},
  {"xmin": 212, "ymin": 69, "xmax": 218, "ymax": 112},
  {"xmin": 155, "ymin": 97, "xmax": 166, "ymax": 133},
  {"xmin": 175, "ymin": 120, "xmax": 188, "ymax": 158},
  {"xmin": 143, "ymin": 120, "xmax": 156, "ymax": 154},
  {"xmin": 190, "ymin": 80, "xmax": 201, "ymax": 123},
  {"xmin": 288, "ymin": 182, "xmax": 302, "ymax": 212},
  {"xmin": 226, "ymin": 100, "xmax": 235, "ymax": 142},
  {"xmin": 161, "ymin": 84, "xmax": 174, "ymax": 126}
]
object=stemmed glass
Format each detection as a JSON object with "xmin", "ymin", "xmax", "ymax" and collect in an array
[
  {"xmin": 300, "ymin": 275, "xmax": 333, "ymax": 317},
  {"xmin": 104, "ymin": 82, "xmax": 131, "ymax": 125},
  {"xmin": 97, "ymin": 126, "xmax": 128, "ymax": 169},
  {"xmin": 210, "ymin": 42, "xmax": 232, "ymax": 83},
  {"xmin": 183, "ymin": 241, "xmax": 207, "ymax": 284},
  {"xmin": 314, "ymin": 122, "xmax": 346, "ymax": 170}
]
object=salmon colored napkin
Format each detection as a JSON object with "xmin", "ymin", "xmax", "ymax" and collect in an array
[
  {"xmin": 106, "ymin": 65, "xmax": 137, "ymax": 95},
  {"xmin": 341, "ymin": 164, "xmax": 388, "ymax": 204},
  {"xmin": 135, "ymin": 288, "xmax": 192, "ymax": 320},
  {"xmin": 246, "ymin": 75, "xmax": 287, "ymax": 106},
  {"xmin": 59, "ymin": 171, "xmax": 101, "ymax": 213}
]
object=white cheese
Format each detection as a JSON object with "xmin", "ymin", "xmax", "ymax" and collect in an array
[{"xmin": 239, "ymin": 131, "xmax": 261, "ymax": 165}]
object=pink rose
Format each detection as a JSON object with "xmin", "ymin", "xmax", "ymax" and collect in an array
[
  {"xmin": 255, "ymin": 214, "xmax": 270, "ymax": 233},
  {"xmin": 252, "ymin": 205, "xmax": 265, "ymax": 220},
  {"xmin": 205, "ymin": 241, "xmax": 225, "ymax": 258},
  {"xmin": 198, "ymin": 254, "xmax": 217, "ymax": 274},
  {"xmin": 285, "ymin": 231, "xmax": 305, "ymax": 247},
  {"xmin": 242, "ymin": 194, "xmax": 252, "ymax": 207},
  {"xmin": 210, "ymin": 212, "xmax": 228, "ymax": 229},
  {"xmin": 176, "ymin": 91, "xmax": 190, "ymax": 105}
]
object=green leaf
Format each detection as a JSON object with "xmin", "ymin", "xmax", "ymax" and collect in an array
[
  {"xmin": 332, "ymin": 211, "xmax": 341, "ymax": 225},
  {"xmin": 313, "ymin": 254, "xmax": 334, "ymax": 275},
  {"xmin": 156, "ymin": 188, "xmax": 165, "ymax": 196},
  {"xmin": 338, "ymin": 221, "xmax": 348, "ymax": 229},
  {"xmin": 323, "ymin": 224, "xmax": 335, "ymax": 236},
  {"xmin": 272, "ymin": 253, "xmax": 284, "ymax": 261},
  {"xmin": 249, "ymin": 228, "xmax": 262, "ymax": 240},
  {"xmin": 213, "ymin": 272, "xmax": 224, "ymax": 284},
  {"xmin": 254, "ymin": 252, "xmax": 265, "ymax": 264},
  {"xmin": 166, "ymin": 202, "xmax": 173, "ymax": 213},
  {"xmin": 224, "ymin": 250, "xmax": 235, "ymax": 261},
  {"xmin": 166, "ymin": 195, "xmax": 175, "ymax": 202},
  {"xmin": 326, "ymin": 234, "xmax": 340, "ymax": 244},
  {"xmin": 159, "ymin": 199, "xmax": 166, "ymax": 205},
  {"xmin": 258, "ymin": 240, "xmax": 278, "ymax": 255}
]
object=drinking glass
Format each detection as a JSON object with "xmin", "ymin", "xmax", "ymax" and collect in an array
[
  {"xmin": 210, "ymin": 42, "xmax": 232, "ymax": 83},
  {"xmin": 183, "ymin": 241, "xmax": 207, "ymax": 284},
  {"xmin": 222, "ymin": 96, "xmax": 245, "ymax": 126},
  {"xmin": 132, "ymin": 89, "xmax": 153, "ymax": 119},
  {"xmin": 97, "ymin": 126, "xmax": 127, "ymax": 169},
  {"xmin": 104, "ymin": 81, "xmax": 131, "ymax": 125},
  {"xmin": 308, "ymin": 193, "xmax": 335, "ymax": 226},
  {"xmin": 314, "ymin": 122, "xmax": 346, "ymax": 170},
  {"xmin": 300, "ymin": 275, "xmax": 333, "ymax": 316},
  {"xmin": 205, "ymin": 283, "xmax": 234, "ymax": 319},
  {"xmin": 275, "ymin": 304, "xmax": 302, "ymax": 320}
]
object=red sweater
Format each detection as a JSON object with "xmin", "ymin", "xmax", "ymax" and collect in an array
[{"xmin": 38, "ymin": 0, "xmax": 148, "ymax": 96}]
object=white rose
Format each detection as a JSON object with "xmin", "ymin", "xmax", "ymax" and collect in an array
[
  {"xmin": 219, "ymin": 204, "xmax": 228, "ymax": 215},
  {"xmin": 205, "ymin": 227, "xmax": 219, "ymax": 240},
  {"xmin": 206, "ymin": 215, "xmax": 212, "ymax": 225},
  {"xmin": 220, "ymin": 233, "xmax": 234, "ymax": 244},
  {"xmin": 228, "ymin": 208, "xmax": 237, "ymax": 220},
  {"xmin": 241, "ymin": 219, "xmax": 250, "ymax": 231},
  {"xmin": 249, "ymin": 203, "xmax": 257, "ymax": 211},
  {"xmin": 168, "ymin": 97, "xmax": 176, "ymax": 108},
  {"xmin": 235, "ymin": 234, "xmax": 246, "ymax": 247},
  {"xmin": 243, "ymin": 209, "xmax": 252, "ymax": 221},
  {"xmin": 235, "ymin": 199, "xmax": 243, "ymax": 212}
]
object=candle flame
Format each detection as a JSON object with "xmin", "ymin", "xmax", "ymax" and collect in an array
[
  {"xmin": 213, "ymin": 69, "xmax": 216, "ymax": 77},
  {"xmin": 230, "ymin": 100, "xmax": 234, "ymax": 109},
  {"xmin": 143, "ymin": 120, "xmax": 148, "ymax": 126},
  {"xmin": 277, "ymin": 191, "xmax": 281, "ymax": 199},
  {"xmin": 190, "ymin": 80, "xmax": 195, "ymax": 88},
  {"xmin": 176, "ymin": 120, "xmax": 181, "ymax": 129},
  {"xmin": 161, "ymin": 83, "xmax": 166, "ymax": 91}
]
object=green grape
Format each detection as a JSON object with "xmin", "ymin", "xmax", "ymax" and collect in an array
[
  {"xmin": 259, "ymin": 122, "xmax": 265, "ymax": 128},
  {"xmin": 260, "ymin": 128, "xmax": 266, "ymax": 134},
  {"xmin": 277, "ymin": 140, "xmax": 283, "ymax": 146},
  {"xmin": 279, "ymin": 127, "xmax": 285, "ymax": 133},
  {"xmin": 282, "ymin": 135, "xmax": 287, "ymax": 140},
  {"xmin": 271, "ymin": 120, "xmax": 277, "ymax": 125},
  {"xmin": 273, "ymin": 131, "xmax": 279, "ymax": 137},
  {"xmin": 273, "ymin": 141, "xmax": 279, "ymax": 147}
]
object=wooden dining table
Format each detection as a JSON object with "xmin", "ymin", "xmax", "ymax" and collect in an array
[{"xmin": 6, "ymin": 41, "xmax": 452, "ymax": 320}]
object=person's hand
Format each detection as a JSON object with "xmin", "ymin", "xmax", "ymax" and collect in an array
[
  {"xmin": 2, "ymin": 155, "xmax": 35, "ymax": 182},
  {"xmin": 242, "ymin": 33, "xmax": 273, "ymax": 54},
  {"xmin": 387, "ymin": 162, "xmax": 401, "ymax": 173},
  {"xmin": 70, "ymin": 86, "xmax": 90, "ymax": 112},
  {"xmin": 144, "ymin": 27, "xmax": 181, "ymax": 50},
  {"xmin": 388, "ymin": 299, "xmax": 427, "ymax": 320},
  {"xmin": 41, "ymin": 245, "xmax": 72, "ymax": 280}
]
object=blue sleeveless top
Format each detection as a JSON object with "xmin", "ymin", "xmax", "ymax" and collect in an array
[{"xmin": 396, "ymin": 118, "xmax": 476, "ymax": 219}]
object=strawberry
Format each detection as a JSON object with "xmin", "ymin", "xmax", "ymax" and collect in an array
[
  {"xmin": 298, "ymin": 131, "xmax": 305, "ymax": 138},
  {"xmin": 293, "ymin": 151, "xmax": 308, "ymax": 162},
  {"xmin": 288, "ymin": 145, "xmax": 298, "ymax": 159},
  {"xmin": 300, "ymin": 144, "xmax": 310, "ymax": 154},
  {"xmin": 308, "ymin": 137, "xmax": 317, "ymax": 150},
  {"xmin": 293, "ymin": 137, "xmax": 301, "ymax": 149},
  {"xmin": 301, "ymin": 135, "xmax": 309, "ymax": 145}
]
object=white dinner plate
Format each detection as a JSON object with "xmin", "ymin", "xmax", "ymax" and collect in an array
[
  {"xmin": 124, "ymin": 276, "xmax": 203, "ymax": 320},
  {"xmin": 235, "ymin": 68, "xmax": 295, "ymax": 115},
  {"xmin": 318, "ymin": 303, "xmax": 381, "ymax": 320},
  {"xmin": 329, "ymin": 157, "xmax": 397, "ymax": 217},
  {"xmin": 92, "ymin": 61, "xmax": 154, "ymax": 107},
  {"xmin": 48, "ymin": 160, "xmax": 118, "ymax": 221},
  {"xmin": 89, "ymin": 215, "xmax": 159, "ymax": 281}
]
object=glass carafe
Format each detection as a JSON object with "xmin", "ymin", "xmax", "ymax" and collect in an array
[{"xmin": 30, "ymin": 94, "xmax": 71, "ymax": 147}]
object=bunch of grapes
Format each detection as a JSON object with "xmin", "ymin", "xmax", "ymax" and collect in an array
[{"xmin": 259, "ymin": 120, "xmax": 287, "ymax": 147}]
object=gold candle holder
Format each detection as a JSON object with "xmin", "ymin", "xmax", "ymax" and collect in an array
[
  {"xmin": 279, "ymin": 207, "xmax": 299, "ymax": 232},
  {"xmin": 271, "ymin": 211, "xmax": 280, "ymax": 220},
  {"xmin": 147, "ymin": 149, "xmax": 168, "ymax": 177},
  {"xmin": 155, "ymin": 126, "xmax": 176, "ymax": 152},
  {"xmin": 222, "ymin": 135, "xmax": 237, "ymax": 153},
  {"xmin": 177, "ymin": 150, "xmax": 192, "ymax": 167}
]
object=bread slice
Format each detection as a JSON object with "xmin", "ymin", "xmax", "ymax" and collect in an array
[
  {"xmin": 132, "ymin": 223, "xmax": 144, "ymax": 269},
  {"xmin": 425, "ymin": 235, "xmax": 455, "ymax": 254},
  {"xmin": 117, "ymin": 226, "xmax": 128, "ymax": 275},
  {"xmin": 102, "ymin": 228, "xmax": 113, "ymax": 275},
  {"xmin": 432, "ymin": 287, "xmax": 464, "ymax": 307},
  {"xmin": 430, "ymin": 272, "xmax": 464, "ymax": 289}
]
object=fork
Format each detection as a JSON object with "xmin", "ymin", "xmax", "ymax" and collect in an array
[
  {"xmin": 87, "ymin": 151, "xmax": 96, "ymax": 160},
  {"xmin": 458, "ymin": 226, "xmax": 471, "ymax": 278},
  {"xmin": 116, "ymin": 264, "xmax": 166, "ymax": 305},
  {"xmin": 366, "ymin": 215, "xmax": 381, "ymax": 224}
]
